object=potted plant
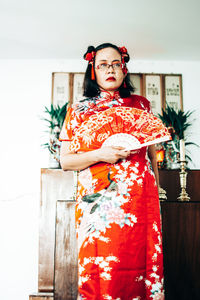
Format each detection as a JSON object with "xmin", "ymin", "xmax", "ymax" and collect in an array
[
  {"xmin": 157, "ymin": 105, "xmax": 197, "ymax": 169},
  {"xmin": 42, "ymin": 102, "xmax": 68, "ymax": 168}
]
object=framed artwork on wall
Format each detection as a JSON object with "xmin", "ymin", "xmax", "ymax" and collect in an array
[
  {"xmin": 130, "ymin": 73, "xmax": 142, "ymax": 95},
  {"xmin": 164, "ymin": 75, "xmax": 183, "ymax": 111},
  {"xmin": 51, "ymin": 72, "xmax": 69, "ymax": 106},
  {"xmin": 51, "ymin": 72, "xmax": 183, "ymax": 114},
  {"xmin": 144, "ymin": 74, "xmax": 162, "ymax": 115},
  {"xmin": 73, "ymin": 73, "xmax": 85, "ymax": 103}
]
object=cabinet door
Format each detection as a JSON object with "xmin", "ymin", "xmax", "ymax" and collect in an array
[
  {"xmin": 161, "ymin": 202, "xmax": 200, "ymax": 300},
  {"xmin": 39, "ymin": 169, "xmax": 75, "ymax": 291},
  {"xmin": 54, "ymin": 201, "xmax": 78, "ymax": 300}
]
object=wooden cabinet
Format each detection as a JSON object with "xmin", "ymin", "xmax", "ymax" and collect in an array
[
  {"xmin": 29, "ymin": 293, "xmax": 54, "ymax": 300},
  {"xmin": 38, "ymin": 169, "xmax": 76, "ymax": 292},
  {"xmin": 30, "ymin": 169, "xmax": 77, "ymax": 300},
  {"xmin": 30, "ymin": 169, "xmax": 200, "ymax": 300},
  {"xmin": 161, "ymin": 202, "xmax": 200, "ymax": 300}
]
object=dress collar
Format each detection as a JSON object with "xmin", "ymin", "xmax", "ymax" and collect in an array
[
  {"xmin": 98, "ymin": 90, "xmax": 121, "ymax": 102},
  {"xmin": 73, "ymin": 90, "xmax": 123, "ymax": 115}
]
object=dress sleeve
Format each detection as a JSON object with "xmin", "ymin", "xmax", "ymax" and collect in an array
[
  {"xmin": 59, "ymin": 106, "xmax": 82, "ymax": 141},
  {"xmin": 127, "ymin": 95, "xmax": 153, "ymax": 114},
  {"xmin": 145, "ymin": 99, "xmax": 153, "ymax": 114},
  {"xmin": 139, "ymin": 96, "xmax": 152, "ymax": 114}
]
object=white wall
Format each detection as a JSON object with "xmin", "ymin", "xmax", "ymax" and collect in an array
[{"xmin": 0, "ymin": 59, "xmax": 200, "ymax": 300}]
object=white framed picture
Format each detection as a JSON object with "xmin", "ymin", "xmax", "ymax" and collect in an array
[
  {"xmin": 73, "ymin": 73, "xmax": 85, "ymax": 103},
  {"xmin": 130, "ymin": 74, "xmax": 142, "ymax": 95},
  {"xmin": 165, "ymin": 75, "xmax": 182, "ymax": 111},
  {"xmin": 145, "ymin": 75, "xmax": 162, "ymax": 115},
  {"xmin": 51, "ymin": 72, "xmax": 69, "ymax": 106}
]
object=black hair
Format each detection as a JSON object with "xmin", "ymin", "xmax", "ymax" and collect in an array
[{"xmin": 83, "ymin": 43, "xmax": 135, "ymax": 98}]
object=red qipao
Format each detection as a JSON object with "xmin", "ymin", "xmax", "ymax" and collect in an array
[{"xmin": 60, "ymin": 92, "xmax": 165, "ymax": 300}]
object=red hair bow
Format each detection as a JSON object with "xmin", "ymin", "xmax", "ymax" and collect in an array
[
  {"xmin": 85, "ymin": 51, "xmax": 96, "ymax": 80},
  {"xmin": 119, "ymin": 46, "xmax": 128, "ymax": 75},
  {"xmin": 85, "ymin": 51, "xmax": 96, "ymax": 63},
  {"xmin": 118, "ymin": 46, "xmax": 128, "ymax": 54}
]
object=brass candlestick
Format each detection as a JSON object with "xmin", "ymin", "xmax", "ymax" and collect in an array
[
  {"xmin": 177, "ymin": 161, "xmax": 190, "ymax": 201},
  {"xmin": 159, "ymin": 186, "xmax": 167, "ymax": 201}
]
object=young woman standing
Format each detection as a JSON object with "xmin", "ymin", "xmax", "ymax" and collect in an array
[{"xmin": 60, "ymin": 43, "xmax": 165, "ymax": 300}]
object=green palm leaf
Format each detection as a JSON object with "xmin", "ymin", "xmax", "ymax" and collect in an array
[
  {"xmin": 158, "ymin": 105, "xmax": 194, "ymax": 139},
  {"xmin": 41, "ymin": 102, "xmax": 68, "ymax": 152}
]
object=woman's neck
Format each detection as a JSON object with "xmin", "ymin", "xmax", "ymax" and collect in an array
[{"xmin": 99, "ymin": 89, "xmax": 118, "ymax": 97}]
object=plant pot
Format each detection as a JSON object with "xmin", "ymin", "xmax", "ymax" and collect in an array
[{"xmin": 49, "ymin": 153, "xmax": 61, "ymax": 169}]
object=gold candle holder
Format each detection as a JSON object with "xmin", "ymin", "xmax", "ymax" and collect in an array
[
  {"xmin": 159, "ymin": 186, "xmax": 167, "ymax": 201},
  {"xmin": 177, "ymin": 161, "xmax": 190, "ymax": 201}
]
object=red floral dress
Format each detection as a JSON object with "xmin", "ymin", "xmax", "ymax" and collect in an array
[{"xmin": 60, "ymin": 91, "xmax": 165, "ymax": 300}]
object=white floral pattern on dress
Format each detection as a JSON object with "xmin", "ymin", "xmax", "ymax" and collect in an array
[
  {"xmin": 79, "ymin": 255, "xmax": 119, "ymax": 288},
  {"xmin": 145, "ymin": 221, "xmax": 165, "ymax": 299},
  {"xmin": 76, "ymin": 185, "xmax": 138, "ymax": 250}
]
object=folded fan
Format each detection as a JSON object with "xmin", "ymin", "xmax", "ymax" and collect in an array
[{"xmin": 70, "ymin": 106, "xmax": 171, "ymax": 152}]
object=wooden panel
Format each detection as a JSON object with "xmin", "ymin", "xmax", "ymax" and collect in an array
[
  {"xmin": 159, "ymin": 170, "xmax": 200, "ymax": 202},
  {"xmin": 37, "ymin": 169, "xmax": 200, "ymax": 296},
  {"xmin": 39, "ymin": 169, "xmax": 75, "ymax": 292},
  {"xmin": 54, "ymin": 201, "xmax": 78, "ymax": 300},
  {"xmin": 161, "ymin": 202, "xmax": 200, "ymax": 300},
  {"xmin": 29, "ymin": 293, "xmax": 54, "ymax": 300}
]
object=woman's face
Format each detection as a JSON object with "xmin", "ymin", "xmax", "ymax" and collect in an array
[{"xmin": 94, "ymin": 47, "xmax": 125, "ymax": 95}]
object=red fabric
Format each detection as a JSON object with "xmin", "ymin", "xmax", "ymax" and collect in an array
[
  {"xmin": 66, "ymin": 106, "xmax": 170, "ymax": 153},
  {"xmin": 60, "ymin": 93, "xmax": 165, "ymax": 300},
  {"xmin": 59, "ymin": 94, "xmax": 152, "ymax": 142}
]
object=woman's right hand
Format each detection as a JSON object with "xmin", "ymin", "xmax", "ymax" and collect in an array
[
  {"xmin": 96, "ymin": 146, "xmax": 131, "ymax": 164},
  {"xmin": 60, "ymin": 142, "xmax": 131, "ymax": 171}
]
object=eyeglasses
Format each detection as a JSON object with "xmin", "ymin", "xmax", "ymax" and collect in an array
[{"xmin": 96, "ymin": 62, "xmax": 123, "ymax": 71}]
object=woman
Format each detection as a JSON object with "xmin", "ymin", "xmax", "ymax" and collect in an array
[{"xmin": 59, "ymin": 43, "xmax": 165, "ymax": 300}]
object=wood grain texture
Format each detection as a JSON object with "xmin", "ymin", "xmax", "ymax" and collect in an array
[
  {"xmin": 29, "ymin": 293, "xmax": 54, "ymax": 300},
  {"xmin": 39, "ymin": 169, "xmax": 75, "ymax": 292},
  {"xmin": 161, "ymin": 202, "xmax": 200, "ymax": 300},
  {"xmin": 159, "ymin": 169, "xmax": 200, "ymax": 202},
  {"xmin": 54, "ymin": 201, "xmax": 78, "ymax": 300}
]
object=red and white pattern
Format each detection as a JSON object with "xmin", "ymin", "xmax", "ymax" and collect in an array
[
  {"xmin": 67, "ymin": 106, "xmax": 170, "ymax": 152},
  {"xmin": 60, "ymin": 92, "xmax": 165, "ymax": 300}
]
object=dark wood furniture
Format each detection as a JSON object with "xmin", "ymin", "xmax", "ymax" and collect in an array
[
  {"xmin": 29, "ymin": 169, "xmax": 200, "ymax": 300},
  {"xmin": 161, "ymin": 201, "xmax": 200, "ymax": 300}
]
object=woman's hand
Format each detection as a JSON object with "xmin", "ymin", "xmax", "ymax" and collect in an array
[
  {"xmin": 96, "ymin": 146, "xmax": 131, "ymax": 164},
  {"xmin": 60, "ymin": 142, "xmax": 130, "ymax": 171}
]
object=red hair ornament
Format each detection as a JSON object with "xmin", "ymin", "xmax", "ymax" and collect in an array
[
  {"xmin": 85, "ymin": 51, "xmax": 96, "ymax": 80},
  {"xmin": 118, "ymin": 46, "xmax": 128, "ymax": 54},
  {"xmin": 84, "ymin": 46, "xmax": 129, "ymax": 80},
  {"xmin": 118, "ymin": 46, "xmax": 128, "ymax": 75}
]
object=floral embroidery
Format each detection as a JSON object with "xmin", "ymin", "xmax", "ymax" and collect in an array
[
  {"xmin": 76, "ymin": 180, "xmax": 138, "ymax": 250},
  {"xmin": 60, "ymin": 92, "xmax": 165, "ymax": 299},
  {"xmin": 68, "ymin": 106, "xmax": 170, "ymax": 152},
  {"xmin": 79, "ymin": 255, "xmax": 119, "ymax": 288}
]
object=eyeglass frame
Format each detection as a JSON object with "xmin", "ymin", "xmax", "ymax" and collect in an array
[{"xmin": 95, "ymin": 62, "xmax": 124, "ymax": 71}]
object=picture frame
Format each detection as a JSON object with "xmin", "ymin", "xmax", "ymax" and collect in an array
[
  {"xmin": 130, "ymin": 73, "xmax": 143, "ymax": 95},
  {"xmin": 73, "ymin": 73, "xmax": 85, "ymax": 103},
  {"xmin": 144, "ymin": 74, "xmax": 163, "ymax": 115},
  {"xmin": 51, "ymin": 72, "xmax": 69, "ymax": 106},
  {"xmin": 51, "ymin": 72, "xmax": 183, "ymax": 114},
  {"xmin": 164, "ymin": 74, "xmax": 183, "ymax": 111}
]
